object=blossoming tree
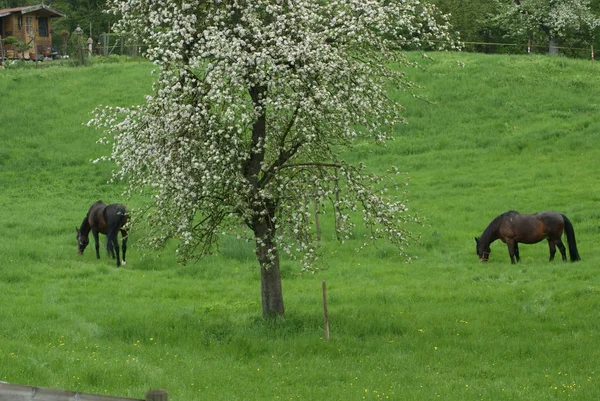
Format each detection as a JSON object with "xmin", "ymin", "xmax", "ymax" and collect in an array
[
  {"xmin": 91, "ymin": 0, "xmax": 456, "ymax": 317},
  {"xmin": 493, "ymin": 0, "xmax": 600, "ymax": 55}
]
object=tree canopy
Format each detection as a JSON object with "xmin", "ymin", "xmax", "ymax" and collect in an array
[{"xmin": 90, "ymin": 0, "xmax": 457, "ymax": 316}]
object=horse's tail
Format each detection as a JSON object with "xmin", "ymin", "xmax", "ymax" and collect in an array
[
  {"xmin": 106, "ymin": 205, "xmax": 128, "ymax": 256},
  {"xmin": 115, "ymin": 204, "xmax": 128, "ymax": 228},
  {"xmin": 106, "ymin": 223, "xmax": 117, "ymax": 257},
  {"xmin": 562, "ymin": 214, "xmax": 581, "ymax": 262}
]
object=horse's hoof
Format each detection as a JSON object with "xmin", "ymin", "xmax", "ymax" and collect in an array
[{"xmin": 121, "ymin": 261, "xmax": 127, "ymax": 266}]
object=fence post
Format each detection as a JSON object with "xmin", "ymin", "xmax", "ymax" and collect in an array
[
  {"xmin": 313, "ymin": 198, "xmax": 321, "ymax": 241},
  {"xmin": 145, "ymin": 389, "xmax": 168, "ymax": 401},
  {"xmin": 334, "ymin": 168, "xmax": 342, "ymax": 235},
  {"xmin": 322, "ymin": 280, "xmax": 330, "ymax": 341},
  {"xmin": 0, "ymin": 35, "xmax": 4, "ymax": 67}
]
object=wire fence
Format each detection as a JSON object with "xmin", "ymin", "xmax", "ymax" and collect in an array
[
  {"xmin": 88, "ymin": 39, "xmax": 595, "ymax": 60},
  {"xmin": 3, "ymin": 36, "xmax": 597, "ymax": 64},
  {"xmin": 459, "ymin": 40, "xmax": 595, "ymax": 59}
]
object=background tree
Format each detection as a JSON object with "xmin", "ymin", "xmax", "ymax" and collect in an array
[
  {"xmin": 90, "ymin": 0, "xmax": 457, "ymax": 317},
  {"xmin": 42, "ymin": 0, "xmax": 112, "ymax": 49},
  {"xmin": 59, "ymin": 0, "xmax": 111, "ymax": 35},
  {"xmin": 491, "ymin": 0, "xmax": 600, "ymax": 55},
  {"xmin": 433, "ymin": 0, "xmax": 505, "ymax": 53},
  {"xmin": 0, "ymin": 0, "xmax": 35, "ymax": 7},
  {"xmin": 432, "ymin": 0, "xmax": 600, "ymax": 55}
]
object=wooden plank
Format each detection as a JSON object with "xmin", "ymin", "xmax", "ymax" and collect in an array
[
  {"xmin": 145, "ymin": 390, "xmax": 168, "ymax": 401},
  {"xmin": 0, "ymin": 382, "xmax": 144, "ymax": 401}
]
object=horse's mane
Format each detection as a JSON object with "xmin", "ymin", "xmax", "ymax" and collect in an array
[
  {"xmin": 80, "ymin": 201, "xmax": 105, "ymax": 235},
  {"xmin": 480, "ymin": 210, "xmax": 519, "ymax": 245},
  {"xmin": 79, "ymin": 216, "xmax": 91, "ymax": 235}
]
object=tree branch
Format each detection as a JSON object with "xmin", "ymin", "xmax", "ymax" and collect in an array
[{"xmin": 279, "ymin": 162, "xmax": 342, "ymax": 170}]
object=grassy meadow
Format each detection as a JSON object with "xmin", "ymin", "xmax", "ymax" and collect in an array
[{"xmin": 0, "ymin": 53, "xmax": 599, "ymax": 400}]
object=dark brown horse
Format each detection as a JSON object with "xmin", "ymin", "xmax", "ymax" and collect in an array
[
  {"xmin": 475, "ymin": 211, "xmax": 580, "ymax": 264},
  {"xmin": 76, "ymin": 201, "xmax": 128, "ymax": 267}
]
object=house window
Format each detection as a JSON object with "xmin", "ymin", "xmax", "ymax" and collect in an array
[
  {"xmin": 25, "ymin": 16, "xmax": 34, "ymax": 35},
  {"xmin": 38, "ymin": 17, "xmax": 49, "ymax": 36}
]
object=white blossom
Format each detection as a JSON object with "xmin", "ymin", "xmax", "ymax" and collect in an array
[{"xmin": 90, "ymin": 0, "xmax": 456, "ymax": 270}]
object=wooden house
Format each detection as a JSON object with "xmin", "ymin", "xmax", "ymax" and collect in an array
[{"xmin": 0, "ymin": 4, "xmax": 65, "ymax": 59}]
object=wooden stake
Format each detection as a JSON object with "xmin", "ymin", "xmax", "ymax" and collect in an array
[
  {"xmin": 334, "ymin": 169, "xmax": 342, "ymax": 235},
  {"xmin": 322, "ymin": 280, "xmax": 330, "ymax": 340},
  {"xmin": 313, "ymin": 198, "xmax": 321, "ymax": 241}
]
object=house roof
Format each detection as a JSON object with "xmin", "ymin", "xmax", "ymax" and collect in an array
[{"xmin": 0, "ymin": 4, "xmax": 66, "ymax": 19}]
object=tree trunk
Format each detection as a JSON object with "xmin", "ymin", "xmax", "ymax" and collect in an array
[
  {"xmin": 246, "ymin": 84, "xmax": 284, "ymax": 317},
  {"xmin": 260, "ymin": 253, "xmax": 285, "ymax": 317},
  {"xmin": 549, "ymin": 37, "xmax": 559, "ymax": 56},
  {"xmin": 254, "ymin": 219, "xmax": 285, "ymax": 317}
]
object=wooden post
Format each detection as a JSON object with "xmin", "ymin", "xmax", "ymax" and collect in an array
[
  {"xmin": 334, "ymin": 169, "xmax": 342, "ymax": 235},
  {"xmin": 313, "ymin": 198, "xmax": 321, "ymax": 241},
  {"xmin": 145, "ymin": 389, "xmax": 168, "ymax": 401},
  {"xmin": 322, "ymin": 280, "xmax": 330, "ymax": 340},
  {"xmin": 0, "ymin": 36, "xmax": 4, "ymax": 67},
  {"xmin": 302, "ymin": 197, "xmax": 310, "ymax": 243}
]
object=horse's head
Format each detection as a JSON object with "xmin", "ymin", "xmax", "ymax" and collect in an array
[
  {"xmin": 76, "ymin": 227, "xmax": 89, "ymax": 254},
  {"xmin": 475, "ymin": 237, "xmax": 490, "ymax": 262}
]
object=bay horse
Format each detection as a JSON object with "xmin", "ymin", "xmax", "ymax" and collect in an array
[
  {"xmin": 76, "ymin": 201, "xmax": 128, "ymax": 267},
  {"xmin": 475, "ymin": 210, "xmax": 580, "ymax": 264}
]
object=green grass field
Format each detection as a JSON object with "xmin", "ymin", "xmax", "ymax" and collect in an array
[{"xmin": 1, "ymin": 53, "xmax": 599, "ymax": 400}]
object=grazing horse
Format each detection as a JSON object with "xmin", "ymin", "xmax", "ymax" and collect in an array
[
  {"xmin": 76, "ymin": 201, "xmax": 128, "ymax": 267},
  {"xmin": 475, "ymin": 210, "xmax": 580, "ymax": 264}
]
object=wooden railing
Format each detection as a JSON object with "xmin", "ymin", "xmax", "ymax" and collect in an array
[{"xmin": 0, "ymin": 382, "xmax": 167, "ymax": 401}]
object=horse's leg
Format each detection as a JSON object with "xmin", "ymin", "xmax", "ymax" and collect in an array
[
  {"xmin": 556, "ymin": 239, "xmax": 567, "ymax": 262},
  {"xmin": 115, "ymin": 241, "xmax": 121, "ymax": 267},
  {"xmin": 121, "ymin": 229, "xmax": 128, "ymax": 265},
  {"xmin": 107, "ymin": 228, "xmax": 121, "ymax": 267},
  {"xmin": 506, "ymin": 241, "xmax": 517, "ymax": 264},
  {"xmin": 514, "ymin": 243, "xmax": 520, "ymax": 263},
  {"xmin": 547, "ymin": 239, "xmax": 556, "ymax": 261},
  {"xmin": 92, "ymin": 231, "xmax": 101, "ymax": 259},
  {"xmin": 111, "ymin": 233, "xmax": 121, "ymax": 267}
]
